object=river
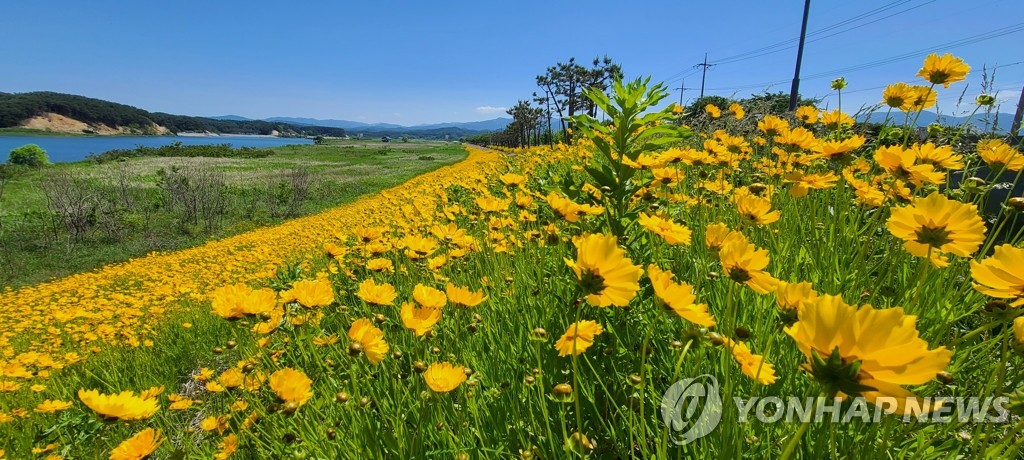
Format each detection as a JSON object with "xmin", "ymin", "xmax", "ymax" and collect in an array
[{"xmin": 0, "ymin": 135, "xmax": 314, "ymax": 163}]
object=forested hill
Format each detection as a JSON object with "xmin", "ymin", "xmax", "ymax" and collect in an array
[{"xmin": 0, "ymin": 92, "xmax": 346, "ymax": 137}]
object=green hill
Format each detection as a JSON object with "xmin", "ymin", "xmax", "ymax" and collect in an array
[{"xmin": 0, "ymin": 92, "xmax": 347, "ymax": 137}]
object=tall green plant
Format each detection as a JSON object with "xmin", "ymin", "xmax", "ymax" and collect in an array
[{"xmin": 570, "ymin": 77, "xmax": 691, "ymax": 237}]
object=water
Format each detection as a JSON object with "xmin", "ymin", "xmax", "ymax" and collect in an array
[{"xmin": 0, "ymin": 135, "xmax": 314, "ymax": 163}]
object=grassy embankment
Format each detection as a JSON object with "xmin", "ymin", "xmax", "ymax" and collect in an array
[{"xmin": 0, "ymin": 139, "xmax": 465, "ymax": 287}]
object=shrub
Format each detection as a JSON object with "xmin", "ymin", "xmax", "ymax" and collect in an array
[{"xmin": 8, "ymin": 144, "xmax": 50, "ymax": 167}]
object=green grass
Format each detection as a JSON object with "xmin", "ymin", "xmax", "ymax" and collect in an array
[
  {"xmin": 0, "ymin": 139, "xmax": 466, "ymax": 287},
  {"xmin": 0, "ymin": 127, "xmax": 91, "ymax": 136}
]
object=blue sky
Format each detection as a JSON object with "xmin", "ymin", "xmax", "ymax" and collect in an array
[{"xmin": 2, "ymin": 0, "xmax": 1021, "ymax": 125}]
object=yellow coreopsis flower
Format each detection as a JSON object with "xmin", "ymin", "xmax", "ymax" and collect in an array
[
  {"xmin": 785, "ymin": 295, "xmax": 951, "ymax": 413},
  {"xmin": 423, "ymin": 362, "xmax": 468, "ymax": 393},
  {"xmin": 269, "ymin": 368, "xmax": 313, "ymax": 406},
  {"xmin": 34, "ymin": 400, "xmax": 73, "ymax": 414},
  {"xmin": 288, "ymin": 279, "xmax": 334, "ymax": 308},
  {"xmin": 413, "ymin": 284, "xmax": 447, "ymax": 309},
  {"xmin": 723, "ymin": 338, "xmax": 777, "ymax": 385},
  {"xmin": 773, "ymin": 280, "xmax": 818, "ymax": 312},
  {"xmin": 977, "ymin": 139, "xmax": 1024, "ymax": 172},
  {"xmin": 214, "ymin": 434, "xmax": 239, "ymax": 460},
  {"xmin": 719, "ymin": 234, "xmax": 778, "ymax": 294},
  {"xmin": 356, "ymin": 279, "xmax": 397, "ymax": 306},
  {"xmin": 882, "ymin": 82, "xmax": 914, "ymax": 109},
  {"xmin": 445, "ymin": 284, "xmax": 489, "ymax": 307},
  {"xmin": 210, "ymin": 284, "xmax": 277, "ymax": 319},
  {"xmin": 794, "ymin": 105, "xmax": 819, "ymax": 124},
  {"xmin": 705, "ymin": 104, "xmax": 722, "ymax": 118},
  {"xmin": 647, "ymin": 265, "xmax": 716, "ymax": 327},
  {"xmin": 348, "ymin": 318, "xmax": 389, "ymax": 365},
  {"xmin": 366, "ymin": 258, "xmax": 394, "ymax": 272},
  {"xmin": 971, "ymin": 244, "xmax": 1024, "ymax": 307},
  {"xmin": 728, "ymin": 102, "xmax": 745, "ymax": 120},
  {"xmin": 564, "ymin": 234, "xmax": 643, "ymax": 307},
  {"xmin": 733, "ymin": 194, "xmax": 780, "ymax": 225},
  {"xmin": 554, "ymin": 320, "xmax": 604, "ymax": 357},
  {"xmin": 400, "ymin": 302, "xmax": 442, "ymax": 336},
  {"xmin": 886, "ymin": 192, "xmax": 986, "ymax": 267},
  {"xmin": 638, "ymin": 213, "xmax": 692, "ymax": 245},
  {"xmin": 820, "ymin": 109, "xmax": 854, "ymax": 130},
  {"xmin": 1015, "ymin": 317, "xmax": 1024, "ymax": 346},
  {"xmin": 109, "ymin": 428, "xmax": 164, "ymax": 460},
  {"xmin": 78, "ymin": 389, "xmax": 159, "ymax": 421},
  {"xmin": 917, "ymin": 53, "xmax": 969, "ymax": 87}
]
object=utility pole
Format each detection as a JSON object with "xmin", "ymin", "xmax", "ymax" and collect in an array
[
  {"xmin": 789, "ymin": 0, "xmax": 812, "ymax": 111},
  {"xmin": 672, "ymin": 80, "xmax": 694, "ymax": 106},
  {"xmin": 697, "ymin": 54, "xmax": 713, "ymax": 99},
  {"xmin": 1011, "ymin": 85, "xmax": 1024, "ymax": 146}
]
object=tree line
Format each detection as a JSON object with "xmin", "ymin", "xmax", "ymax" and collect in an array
[{"xmin": 0, "ymin": 92, "xmax": 347, "ymax": 137}]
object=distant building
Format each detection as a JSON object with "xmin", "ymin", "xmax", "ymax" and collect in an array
[{"xmin": 381, "ymin": 136, "xmax": 391, "ymax": 142}]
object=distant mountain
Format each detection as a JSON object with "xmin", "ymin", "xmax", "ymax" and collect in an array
[
  {"xmin": 263, "ymin": 116, "xmax": 511, "ymax": 134},
  {"xmin": 0, "ymin": 92, "xmax": 348, "ymax": 137},
  {"xmin": 209, "ymin": 115, "xmax": 254, "ymax": 121},
  {"xmin": 864, "ymin": 110, "xmax": 1018, "ymax": 134}
]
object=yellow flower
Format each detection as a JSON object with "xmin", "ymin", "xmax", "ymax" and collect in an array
[
  {"xmin": 564, "ymin": 234, "xmax": 643, "ymax": 307},
  {"xmin": 423, "ymin": 362, "xmax": 467, "ymax": 393},
  {"xmin": 445, "ymin": 284, "xmax": 488, "ymax": 307},
  {"xmin": 365, "ymin": 258, "xmax": 395, "ymax": 272},
  {"xmin": 728, "ymin": 102, "xmax": 745, "ymax": 120},
  {"xmin": 773, "ymin": 280, "xmax": 818, "ymax": 312},
  {"xmin": 904, "ymin": 85, "xmax": 937, "ymax": 111},
  {"xmin": 647, "ymin": 265, "xmax": 716, "ymax": 327},
  {"xmin": 200, "ymin": 414, "xmax": 230, "ymax": 434},
  {"xmin": 733, "ymin": 194, "xmax": 780, "ymax": 225},
  {"xmin": 795, "ymin": 106, "xmax": 819, "ymax": 124},
  {"xmin": 757, "ymin": 115, "xmax": 789, "ymax": 136},
  {"xmin": 971, "ymin": 244, "xmax": 1024, "ymax": 307},
  {"xmin": 705, "ymin": 104, "xmax": 722, "ymax": 118},
  {"xmin": 500, "ymin": 173, "xmax": 527, "ymax": 187},
  {"xmin": 109, "ymin": 428, "xmax": 164, "ymax": 460},
  {"xmin": 977, "ymin": 139, "xmax": 1024, "ymax": 172},
  {"xmin": 785, "ymin": 295, "xmax": 951, "ymax": 414},
  {"xmin": 400, "ymin": 302, "xmax": 442, "ymax": 336},
  {"xmin": 219, "ymin": 368, "xmax": 245, "ymax": 389},
  {"xmin": 882, "ymin": 82, "xmax": 914, "ymax": 109},
  {"xmin": 356, "ymin": 279, "xmax": 397, "ymax": 306},
  {"xmin": 705, "ymin": 222, "xmax": 740, "ymax": 255},
  {"xmin": 413, "ymin": 284, "xmax": 447, "ymax": 308},
  {"xmin": 917, "ymin": 53, "xmax": 969, "ymax": 87},
  {"xmin": 34, "ymin": 400, "xmax": 73, "ymax": 414},
  {"xmin": 723, "ymin": 339, "xmax": 776, "ymax": 385},
  {"xmin": 287, "ymin": 279, "xmax": 334, "ymax": 308},
  {"xmin": 638, "ymin": 213, "xmax": 692, "ymax": 245},
  {"xmin": 1015, "ymin": 317, "xmax": 1024, "ymax": 346},
  {"xmin": 783, "ymin": 171, "xmax": 838, "ymax": 198},
  {"xmin": 269, "ymin": 368, "xmax": 313, "ymax": 406},
  {"xmin": 554, "ymin": 320, "xmax": 604, "ymax": 356},
  {"xmin": 887, "ymin": 192, "xmax": 986, "ymax": 267},
  {"xmin": 211, "ymin": 283, "xmax": 276, "ymax": 319},
  {"xmin": 348, "ymin": 318, "xmax": 389, "ymax": 365},
  {"xmin": 820, "ymin": 109, "xmax": 854, "ymax": 130},
  {"xmin": 214, "ymin": 434, "xmax": 239, "ymax": 460},
  {"xmin": 78, "ymin": 389, "xmax": 159, "ymax": 421},
  {"xmin": 719, "ymin": 234, "xmax": 778, "ymax": 294}
]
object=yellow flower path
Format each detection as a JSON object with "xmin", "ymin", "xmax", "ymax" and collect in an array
[{"xmin": 0, "ymin": 146, "xmax": 503, "ymax": 378}]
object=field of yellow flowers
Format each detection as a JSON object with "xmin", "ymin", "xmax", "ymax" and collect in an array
[{"xmin": 3, "ymin": 53, "xmax": 1024, "ymax": 459}]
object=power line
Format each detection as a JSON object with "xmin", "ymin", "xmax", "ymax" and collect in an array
[
  {"xmin": 713, "ymin": 0, "xmax": 923, "ymax": 66},
  {"xmin": 701, "ymin": 23, "xmax": 1024, "ymax": 93}
]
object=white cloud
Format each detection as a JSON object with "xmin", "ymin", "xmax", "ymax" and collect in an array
[{"xmin": 475, "ymin": 106, "xmax": 508, "ymax": 115}]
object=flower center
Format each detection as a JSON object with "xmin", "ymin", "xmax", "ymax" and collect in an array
[
  {"xmin": 728, "ymin": 267, "xmax": 751, "ymax": 283},
  {"xmin": 578, "ymin": 269, "xmax": 606, "ymax": 295},
  {"xmin": 914, "ymin": 225, "xmax": 953, "ymax": 248}
]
